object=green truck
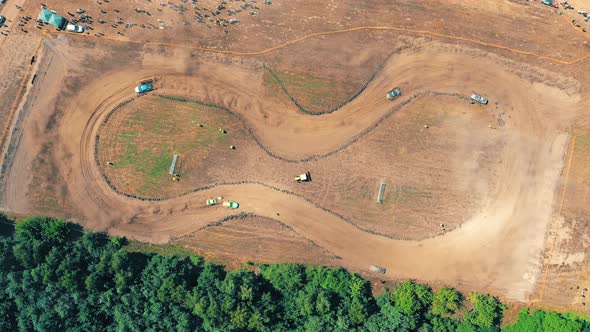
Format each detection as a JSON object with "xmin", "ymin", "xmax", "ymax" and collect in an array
[{"xmin": 223, "ymin": 201, "xmax": 239, "ymax": 209}]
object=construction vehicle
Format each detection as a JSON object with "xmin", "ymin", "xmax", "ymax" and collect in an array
[
  {"xmin": 223, "ymin": 201, "xmax": 239, "ymax": 209},
  {"xmin": 470, "ymin": 92, "xmax": 488, "ymax": 105},
  {"xmin": 295, "ymin": 172, "xmax": 311, "ymax": 182},
  {"xmin": 206, "ymin": 196, "xmax": 223, "ymax": 206},
  {"xmin": 370, "ymin": 265, "xmax": 386, "ymax": 274},
  {"xmin": 386, "ymin": 87, "xmax": 401, "ymax": 100}
]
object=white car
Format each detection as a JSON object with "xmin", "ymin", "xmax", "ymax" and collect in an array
[
  {"xmin": 66, "ymin": 24, "xmax": 85, "ymax": 33},
  {"xmin": 470, "ymin": 92, "xmax": 489, "ymax": 105}
]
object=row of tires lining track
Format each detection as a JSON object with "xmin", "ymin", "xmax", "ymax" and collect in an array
[
  {"xmin": 93, "ymin": 90, "xmax": 469, "ymax": 241},
  {"xmin": 262, "ymin": 47, "xmax": 402, "ymax": 116},
  {"xmin": 169, "ymin": 211, "xmax": 342, "ymax": 259}
]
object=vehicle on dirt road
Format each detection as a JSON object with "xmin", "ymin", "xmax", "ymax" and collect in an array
[
  {"xmin": 470, "ymin": 92, "xmax": 489, "ymax": 105},
  {"xmin": 295, "ymin": 172, "xmax": 311, "ymax": 182},
  {"xmin": 66, "ymin": 24, "xmax": 85, "ymax": 33},
  {"xmin": 0, "ymin": 15, "xmax": 6, "ymax": 27},
  {"xmin": 223, "ymin": 201, "xmax": 239, "ymax": 209},
  {"xmin": 206, "ymin": 196, "xmax": 223, "ymax": 206},
  {"xmin": 386, "ymin": 87, "xmax": 401, "ymax": 100},
  {"xmin": 135, "ymin": 83, "xmax": 154, "ymax": 94}
]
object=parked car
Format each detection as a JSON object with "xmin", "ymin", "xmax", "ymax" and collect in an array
[
  {"xmin": 0, "ymin": 15, "xmax": 6, "ymax": 28},
  {"xmin": 386, "ymin": 87, "xmax": 401, "ymax": 100},
  {"xmin": 470, "ymin": 92, "xmax": 489, "ymax": 105},
  {"xmin": 206, "ymin": 196, "xmax": 223, "ymax": 206},
  {"xmin": 66, "ymin": 24, "xmax": 85, "ymax": 33}
]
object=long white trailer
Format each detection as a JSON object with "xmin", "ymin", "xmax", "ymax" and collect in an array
[{"xmin": 169, "ymin": 155, "xmax": 178, "ymax": 175}]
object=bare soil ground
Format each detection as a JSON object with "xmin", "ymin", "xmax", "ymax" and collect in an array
[
  {"xmin": 175, "ymin": 216, "xmax": 337, "ymax": 266},
  {"xmin": 531, "ymin": 131, "xmax": 590, "ymax": 310},
  {"xmin": 1, "ymin": 0, "xmax": 590, "ymax": 311}
]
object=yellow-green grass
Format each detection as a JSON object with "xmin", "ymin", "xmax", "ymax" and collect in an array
[
  {"xmin": 99, "ymin": 96, "xmax": 233, "ymax": 197},
  {"xmin": 263, "ymin": 69, "xmax": 359, "ymax": 113}
]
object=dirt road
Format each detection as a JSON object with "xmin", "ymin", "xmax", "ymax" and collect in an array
[{"xmin": 1, "ymin": 34, "xmax": 584, "ymax": 301}]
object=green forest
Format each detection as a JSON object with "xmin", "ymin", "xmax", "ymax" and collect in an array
[{"xmin": 0, "ymin": 215, "xmax": 588, "ymax": 331}]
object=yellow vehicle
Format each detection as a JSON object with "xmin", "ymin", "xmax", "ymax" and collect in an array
[{"xmin": 295, "ymin": 172, "xmax": 311, "ymax": 182}]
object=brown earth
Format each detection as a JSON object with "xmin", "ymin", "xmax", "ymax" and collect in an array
[
  {"xmin": 175, "ymin": 216, "xmax": 337, "ymax": 266},
  {"xmin": 1, "ymin": 0, "xmax": 590, "ymax": 311}
]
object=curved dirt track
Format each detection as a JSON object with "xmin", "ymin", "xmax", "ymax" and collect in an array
[{"xmin": 4, "ymin": 39, "xmax": 585, "ymax": 300}]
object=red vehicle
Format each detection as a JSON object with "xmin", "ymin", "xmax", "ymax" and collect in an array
[{"xmin": 541, "ymin": 0, "xmax": 558, "ymax": 8}]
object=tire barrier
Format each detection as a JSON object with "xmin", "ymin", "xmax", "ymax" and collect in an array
[
  {"xmin": 204, "ymin": 211, "xmax": 257, "ymax": 227},
  {"xmin": 158, "ymin": 91, "xmax": 469, "ymax": 164},
  {"xmin": 96, "ymin": 92, "xmax": 470, "ymax": 241},
  {"xmin": 172, "ymin": 212, "xmax": 341, "ymax": 259},
  {"xmin": 94, "ymin": 97, "xmax": 136, "ymax": 170},
  {"xmin": 262, "ymin": 47, "xmax": 401, "ymax": 116}
]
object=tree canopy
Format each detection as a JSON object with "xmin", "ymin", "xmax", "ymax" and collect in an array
[{"xmin": 0, "ymin": 216, "xmax": 588, "ymax": 331}]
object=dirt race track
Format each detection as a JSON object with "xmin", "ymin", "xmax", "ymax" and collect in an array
[{"xmin": 2, "ymin": 0, "xmax": 590, "ymax": 307}]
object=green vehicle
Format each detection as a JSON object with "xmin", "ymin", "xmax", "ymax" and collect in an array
[
  {"xmin": 223, "ymin": 201, "xmax": 239, "ymax": 209},
  {"xmin": 0, "ymin": 15, "xmax": 6, "ymax": 28}
]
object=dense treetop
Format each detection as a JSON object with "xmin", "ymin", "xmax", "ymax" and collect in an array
[{"xmin": 0, "ymin": 215, "xmax": 587, "ymax": 331}]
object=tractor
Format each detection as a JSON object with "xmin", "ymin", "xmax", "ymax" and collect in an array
[{"xmin": 295, "ymin": 172, "xmax": 311, "ymax": 182}]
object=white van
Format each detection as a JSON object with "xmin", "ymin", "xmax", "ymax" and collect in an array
[{"xmin": 66, "ymin": 24, "xmax": 85, "ymax": 33}]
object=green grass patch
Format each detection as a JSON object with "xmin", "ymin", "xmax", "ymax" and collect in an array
[
  {"xmin": 263, "ymin": 69, "xmax": 359, "ymax": 113},
  {"xmin": 101, "ymin": 97, "xmax": 232, "ymax": 197},
  {"xmin": 575, "ymin": 135, "xmax": 590, "ymax": 153},
  {"xmin": 382, "ymin": 185, "xmax": 431, "ymax": 209},
  {"xmin": 124, "ymin": 240, "xmax": 199, "ymax": 259}
]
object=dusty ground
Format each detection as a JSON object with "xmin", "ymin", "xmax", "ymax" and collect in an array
[
  {"xmin": 175, "ymin": 215, "xmax": 338, "ymax": 266},
  {"xmin": 1, "ymin": 0, "xmax": 590, "ymax": 310}
]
